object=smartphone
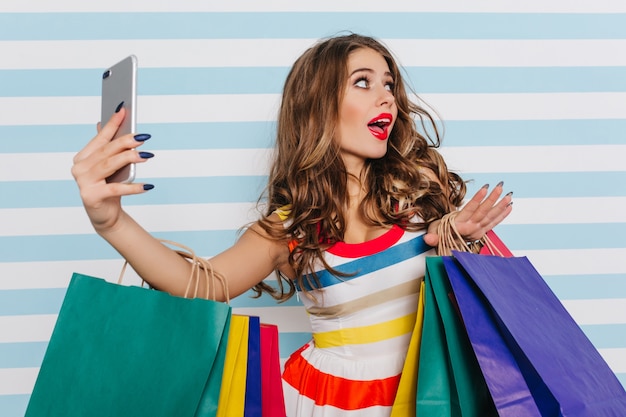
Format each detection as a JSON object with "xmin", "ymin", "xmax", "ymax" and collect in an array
[{"xmin": 101, "ymin": 55, "xmax": 138, "ymax": 183}]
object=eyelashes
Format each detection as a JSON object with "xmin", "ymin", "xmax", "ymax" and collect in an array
[{"xmin": 353, "ymin": 75, "xmax": 395, "ymax": 91}]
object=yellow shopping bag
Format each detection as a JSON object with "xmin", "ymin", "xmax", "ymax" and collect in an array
[
  {"xmin": 216, "ymin": 315, "xmax": 250, "ymax": 417},
  {"xmin": 391, "ymin": 281, "xmax": 425, "ymax": 417}
]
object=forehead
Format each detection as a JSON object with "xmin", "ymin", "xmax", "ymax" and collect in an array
[{"xmin": 346, "ymin": 47, "xmax": 391, "ymax": 74}]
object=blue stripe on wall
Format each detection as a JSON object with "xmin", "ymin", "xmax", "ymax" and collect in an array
[
  {"xmin": 0, "ymin": 342, "xmax": 48, "ymax": 368},
  {"xmin": 3, "ymin": 67, "xmax": 626, "ymax": 97},
  {"xmin": 492, "ymin": 223, "xmax": 626, "ymax": 250},
  {"xmin": 544, "ymin": 274, "xmax": 626, "ymax": 300},
  {"xmin": 0, "ymin": 122, "xmax": 276, "ymax": 153},
  {"xmin": 279, "ymin": 332, "xmax": 312, "ymax": 359},
  {"xmin": 0, "ymin": 230, "xmax": 241, "ymax": 262},
  {"xmin": 0, "ymin": 396, "xmax": 29, "ymax": 417},
  {"xmin": 441, "ymin": 119, "xmax": 626, "ymax": 147},
  {"xmin": 462, "ymin": 172, "xmax": 626, "ymax": 198},
  {"xmin": 406, "ymin": 67, "xmax": 626, "ymax": 94},
  {"xmin": 1, "ymin": 325, "xmax": 621, "ymax": 368},
  {"xmin": 2, "ymin": 223, "xmax": 624, "ymax": 262},
  {"xmin": 3, "ymin": 273, "xmax": 624, "ymax": 316},
  {"xmin": 0, "ymin": 332, "xmax": 313, "ymax": 370},
  {"xmin": 2, "ymin": 119, "xmax": 625, "ymax": 154},
  {"xmin": 1, "ymin": 13, "xmax": 625, "ymax": 40},
  {"xmin": 0, "ymin": 276, "xmax": 620, "ymax": 314},
  {"xmin": 2, "ymin": 172, "xmax": 622, "ymax": 209},
  {"xmin": 581, "ymin": 324, "xmax": 626, "ymax": 349},
  {"xmin": 0, "ymin": 176, "xmax": 267, "ymax": 208},
  {"xmin": 0, "ymin": 288, "xmax": 67, "ymax": 316},
  {"xmin": 0, "ymin": 286, "xmax": 303, "ymax": 316},
  {"xmin": 0, "ymin": 68, "xmax": 290, "ymax": 97}
]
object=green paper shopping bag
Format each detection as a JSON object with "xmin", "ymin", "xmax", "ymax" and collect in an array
[
  {"xmin": 416, "ymin": 257, "xmax": 498, "ymax": 417},
  {"xmin": 25, "ymin": 272, "xmax": 231, "ymax": 417}
]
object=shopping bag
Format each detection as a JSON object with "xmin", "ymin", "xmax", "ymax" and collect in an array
[
  {"xmin": 416, "ymin": 257, "xmax": 498, "ymax": 417},
  {"xmin": 25, "ymin": 272, "xmax": 232, "ymax": 417},
  {"xmin": 443, "ymin": 256, "xmax": 543, "ymax": 417},
  {"xmin": 245, "ymin": 316, "xmax": 262, "ymax": 417},
  {"xmin": 217, "ymin": 315, "xmax": 250, "ymax": 417},
  {"xmin": 390, "ymin": 281, "xmax": 425, "ymax": 417},
  {"xmin": 452, "ymin": 251, "xmax": 626, "ymax": 417},
  {"xmin": 260, "ymin": 323, "xmax": 287, "ymax": 417},
  {"xmin": 479, "ymin": 230, "xmax": 513, "ymax": 257}
]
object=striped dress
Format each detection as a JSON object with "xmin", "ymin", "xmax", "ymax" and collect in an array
[{"xmin": 281, "ymin": 223, "xmax": 434, "ymax": 417}]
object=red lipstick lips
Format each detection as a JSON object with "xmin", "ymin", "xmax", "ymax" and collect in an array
[{"xmin": 368, "ymin": 113, "xmax": 393, "ymax": 140}]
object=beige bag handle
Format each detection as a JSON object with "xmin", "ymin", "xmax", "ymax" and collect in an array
[
  {"xmin": 436, "ymin": 211, "xmax": 500, "ymax": 257},
  {"xmin": 117, "ymin": 239, "xmax": 230, "ymax": 303}
]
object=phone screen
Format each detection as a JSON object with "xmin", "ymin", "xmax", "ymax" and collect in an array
[{"xmin": 101, "ymin": 55, "xmax": 138, "ymax": 183}]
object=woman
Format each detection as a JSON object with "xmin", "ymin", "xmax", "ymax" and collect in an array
[{"xmin": 72, "ymin": 33, "xmax": 512, "ymax": 416}]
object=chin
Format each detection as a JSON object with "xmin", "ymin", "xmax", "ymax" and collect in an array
[{"xmin": 368, "ymin": 148, "xmax": 389, "ymax": 161}]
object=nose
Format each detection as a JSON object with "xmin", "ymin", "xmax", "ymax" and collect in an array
[{"xmin": 378, "ymin": 86, "xmax": 395, "ymax": 107}]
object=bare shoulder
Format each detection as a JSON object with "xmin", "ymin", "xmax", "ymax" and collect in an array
[
  {"xmin": 242, "ymin": 213, "xmax": 292, "ymax": 269},
  {"xmin": 207, "ymin": 213, "xmax": 294, "ymax": 297}
]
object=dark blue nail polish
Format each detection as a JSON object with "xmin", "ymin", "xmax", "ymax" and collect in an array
[
  {"xmin": 505, "ymin": 191, "xmax": 513, "ymax": 197},
  {"xmin": 481, "ymin": 183, "xmax": 489, "ymax": 189},
  {"xmin": 143, "ymin": 184, "xmax": 155, "ymax": 191},
  {"xmin": 115, "ymin": 101, "xmax": 124, "ymax": 113},
  {"xmin": 496, "ymin": 181, "xmax": 504, "ymax": 188},
  {"xmin": 134, "ymin": 133, "xmax": 151, "ymax": 142},
  {"xmin": 138, "ymin": 151, "xmax": 154, "ymax": 159}
]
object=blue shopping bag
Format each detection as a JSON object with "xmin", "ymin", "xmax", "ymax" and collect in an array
[
  {"xmin": 450, "ymin": 251, "xmax": 626, "ymax": 417},
  {"xmin": 443, "ymin": 256, "xmax": 544, "ymax": 417}
]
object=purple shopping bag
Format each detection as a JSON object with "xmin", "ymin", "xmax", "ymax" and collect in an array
[
  {"xmin": 451, "ymin": 251, "xmax": 626, "ymax": 417},
  {"xmin": 442, "ymin": 256, "xmax": 545, "ymax": 417}
]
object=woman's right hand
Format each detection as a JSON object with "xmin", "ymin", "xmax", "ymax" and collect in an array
[{"xmin": 71, "ymin": 106, "xmax": 154, "ymax": 233}]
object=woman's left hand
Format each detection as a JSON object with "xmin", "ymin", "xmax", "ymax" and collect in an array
[{"xmin": 423, "ymin": 182, "xmax": 513, "ymax": 247}]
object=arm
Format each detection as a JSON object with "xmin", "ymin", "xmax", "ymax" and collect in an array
[
  {"xmin": 72, "ymin": 107, "xmax": 290, "ymax": 301},
  {"xmin": 100, "ymin": 211, "xmax": 289, "ymax": 301}
]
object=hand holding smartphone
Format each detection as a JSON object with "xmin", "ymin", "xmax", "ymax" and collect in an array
[{"xmin": 101, "ymin": 55, "xmax": 138, "ymax": 183}]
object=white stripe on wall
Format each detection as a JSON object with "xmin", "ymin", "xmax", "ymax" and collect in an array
[
  {"xmin": 3, "ymin": 39, "xmax": 626, "ymax": 69},
  {"xmin": 0, "ymin": 203, "xmax": 260, "ymax": 236},
  {"xmin": 0, "ymin": 309, "xmax": 310, "ymax": 344},
  {"xmin": 519, "ymin": 249, "xmax": 626, "ymax": 276},
  {"xmin": 2, "ymin": 0, "xmax": 626, "ymax": 13},
  {"xmin": 0, "ymin": 368, "xmax": 39, "ymax": 396},
  {"xmin": 2, "ymin": 93, "xmax": 626, "ymax": 128},
  {"xmin": 2, "ymin": 197, "xmax": 626, "ymax": 237},
  {"xmin": 2, "ymin": 145, "xmax": 623, "ymax": 182}
]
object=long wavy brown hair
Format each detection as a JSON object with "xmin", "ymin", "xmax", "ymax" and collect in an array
[{"xmin": 253, "ymin": 33, "xmax": 466, "ymax": 301}]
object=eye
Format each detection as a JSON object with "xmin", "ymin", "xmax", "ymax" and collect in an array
[
  {"xmin": 354, "ymin": 77, "xmax": 369, "ymax": 89},
  {"xmin": 385, "ymin": 81, "xmax": 395, "ymax": 91}
]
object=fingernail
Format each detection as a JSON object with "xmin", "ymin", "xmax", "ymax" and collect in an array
[
  {"xmin": 134, "ymin": 133, "xmax": 151, "ymax": 142},
  {"xmin": 481, "ymin": 183, "xmax": 489, "ymax": 189},
  {"xmin": 496, "ymin": 181, "xmax": 504, "ymax": 188},
  {"xmin": 505, "ymin": 191, "xmax": 513, "ymax": 197},
  {"xmin": 138, "ymin": 151, "xmax": 154, "ymax": 159},
  {"xmin": 115, "ymin": 101, "xmax": 124, "ymax": 113},
  {"xmin": 506, "ymin": 201, "xmax": 514, "ymax": 208},
  {"xmin": 143, "ymin": 184, "xmax": 155, "ymax": 191}
]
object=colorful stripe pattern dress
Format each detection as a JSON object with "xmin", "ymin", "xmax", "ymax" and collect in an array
[{"xmin": 281, "ymin": 222, "xmax": 434, "ymax": 417}]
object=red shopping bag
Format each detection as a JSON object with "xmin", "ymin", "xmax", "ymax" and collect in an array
[{"xmin": 260, "ymin": 323, "xmax": 287, "ymax": 417}]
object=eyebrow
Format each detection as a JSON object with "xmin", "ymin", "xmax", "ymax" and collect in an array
[{"xmin": 349, "ymin": 67, "xmax": 393, "ymax": 78}]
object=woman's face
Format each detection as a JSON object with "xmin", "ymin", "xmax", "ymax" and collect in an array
[{"xmin": 336, "ymin": 47, "xmax": 397, "ymax": 174}]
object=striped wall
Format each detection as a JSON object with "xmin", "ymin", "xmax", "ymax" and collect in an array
[{"xmin": 1, "ymin": 1, "xmax": 625, "ymax": 415}]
